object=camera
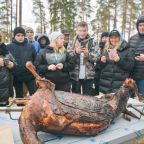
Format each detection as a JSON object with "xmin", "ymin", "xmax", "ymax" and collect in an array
[
  {"xmin": 3, "ymin": 58, "xmax": 9, "ymax": 66},
  {"xmin": 135, "ymin": 52, "xmax": 140, "ymax": 56}
]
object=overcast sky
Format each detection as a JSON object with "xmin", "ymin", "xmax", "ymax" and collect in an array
[
  {"xmin": 22, "ymin": 0, "xmax": 96, "ymax": 32},
  {"xmin": 22, "ymin": 0, "xmax": 36, "ymax": 30}
]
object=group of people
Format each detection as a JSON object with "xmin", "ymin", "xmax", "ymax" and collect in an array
[{"xmin": 0, "ymin": 15, "xmax": 144, "ymax": 106}]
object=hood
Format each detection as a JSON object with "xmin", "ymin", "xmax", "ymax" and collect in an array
[
  {"xmin": 37, "ymin": 34, "xmax": 50, "ymax": 47},
  {"xmin": 0, "ymin": 43, "xmax": 9, "ymax": 56},
  {"xmin": 136, "ymin": 15, "xmax": 144, "ymax": 36}
]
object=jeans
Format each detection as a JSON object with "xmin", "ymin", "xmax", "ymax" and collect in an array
[{"xmin": 136, "ymin": 80, "xmax": 144, "ymax": 96}]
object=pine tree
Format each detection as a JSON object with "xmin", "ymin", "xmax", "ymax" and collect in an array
[
  {"xmin": 33, "ymin": 0, "xmax": 47, "ymax": 34},
  {"xmin": 0, "ymin": 0, "xmax": 15, "ymax": 42}
]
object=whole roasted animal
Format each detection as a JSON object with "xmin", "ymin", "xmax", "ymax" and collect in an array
[{"xmin": 19, "ymin": 62, "xmax": 138, "ymax": 144}]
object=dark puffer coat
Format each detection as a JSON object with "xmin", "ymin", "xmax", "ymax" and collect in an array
[
  {"xmin": 128, "ymin": 34, "xmax": 144, "ymax": 80},
  {"xmin": 97, "ymin": 40, "xmax": 134, "ymax": 94},
  {"xmin": 7, "ymin": 39, "xmax": 37, "ymax": 82}
]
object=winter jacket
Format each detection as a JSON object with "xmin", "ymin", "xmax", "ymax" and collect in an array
[
  {"xmin": 97, "ymin": 40, "xmax": 134, "ymax": 94},
  {"xmin": 37, "ymin": 34, "xmax": 50, "ymax": 50},
  {"xmin": 67, "ymin": 35, "xmax": 99, "ymax": 81},
  {"xmin": 7, "ymin": 38, "xmax": 37, "ymax": 82},
  {"xmin": 28, "ymin": 40, "xmax": 41, "ymax": 53},
  {"xmin": 0, "ymin": 43, "xmax": 14, "ymax": 101},
  {"xmin": 35, "ymin": 46, "xmax": 77, "ymax": 85},
  {"xmin": 128, "ymin": 34, "xmax": 144, "ymax": 80}
]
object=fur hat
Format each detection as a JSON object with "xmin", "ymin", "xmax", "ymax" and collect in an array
[
  {"xmin": 49, "ymin": 32, "xmax": 63, "ymax": 43},
  {"xmin": 13, "ymin": 27, "xmax": 26, "ymax": 37}
]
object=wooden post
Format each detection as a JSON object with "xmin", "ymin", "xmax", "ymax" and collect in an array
[{"xmin": 16, "ymin": 0, "xmax": 22, "ymax": 26}]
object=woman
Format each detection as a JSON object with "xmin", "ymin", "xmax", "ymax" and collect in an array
[
  {"xmin": 0, "ymin": 32, "xmax": 15, "ymax": 105},
  {"xmin": 96, "ymin": 30, "xmax": 134, "ymax": 94},
  {"xmin": 35, "ymin": 31, "xmax": 76, "ymax": 92}
]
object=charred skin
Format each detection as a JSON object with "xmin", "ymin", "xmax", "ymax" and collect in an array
[{"xmin": 19, "ymin": 62, "xmax": 137, "ymax": 144}]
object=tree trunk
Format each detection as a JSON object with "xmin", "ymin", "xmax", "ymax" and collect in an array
[
  {"xmin": 141, "ymin": 0, "xmax": 144, "ymax": 15},
  {"xmin": 113, "ymin": 1, "xmax": 117, "ymax": 29},
  {"xmin": 128, "ymin": 2, "xmax": 133, "ymax": 40},
  {"xmin": 122, "ymin": 0, "xmax": 128, "ymax": 39}
]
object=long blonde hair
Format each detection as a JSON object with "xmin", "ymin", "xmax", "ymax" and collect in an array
[
  {"xmin": 50, "ymin": 40, "xmax": 65, "ymax": 54},
  {"xmin": 105, "ymin": 37, "xmax": 122, "ymax": 50}
]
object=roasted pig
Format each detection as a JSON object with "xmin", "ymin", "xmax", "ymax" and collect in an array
[{"xmin": 19, "ymin": 62, "xmax": 138, "ymax": 144}]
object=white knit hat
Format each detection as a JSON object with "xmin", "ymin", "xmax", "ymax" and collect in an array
[{"xmin": 49, "ymin": 31, "xmax": 63, "ymax": 43}]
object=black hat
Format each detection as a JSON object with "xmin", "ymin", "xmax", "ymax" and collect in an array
[
  {"xmin": 101, "ymin": 32, "xmax": 109, "ymax": 38},
  {"xmin": 13, "ymin": 27, "xmax": 26, "ymax": 37},
  {"xmin": 109, "ymin": 30, "xmax": 120, "ymax": 37},
  {"xmin": 61, "ymin": 29, "xmax": 70, "ymax": 35}
]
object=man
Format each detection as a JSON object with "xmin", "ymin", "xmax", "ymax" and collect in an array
[
  {"xmin": 7, "ymin": 27, "xmax": 38, "ymax": 99},
  {"xmin": 128, "ymin": 15, "xmax": 144, "ymax": 101},
  {"xmin": 61, "ymin": 29, "xmax": 70, "ymax": 49},
  {"xmin": 25, "ymin": 27, "xmax": 41, "ymax": 53},
  {"xmin": 67, "ymin": 21, "xmax": 98, "ymax": 96}
]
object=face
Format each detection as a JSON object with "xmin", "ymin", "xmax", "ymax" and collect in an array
[
  {"xmin": 101, "ymin": 36, "xmax": 109, "ymax": 43},
  {"xmin": 15, "ymin": 33, "xmax": 25, "ymax": 43},
  {"xmin": 26, "ymin": 30, "xmax": 34, "ymax": 40},
  {"xmin": 76, "ymin": 26, "xmax": 88, "ymax": 39},
  {"xmin": 56, "ymin": 35, "xmax": 64, "ymax": 48},
  {"xmin": 138, "ymin": 22, "xmax": 144, "ymax": 34},
  {"xmin": 109, "ymin": 36, "xmax": 120, "ymax": 46},
  {"xmin": 64, "ymin": 34, "xmax": 70, "ymax": 44},
  {"xmin": 40, "ymin": 38, "xmax": 47, "ymax": 45}
]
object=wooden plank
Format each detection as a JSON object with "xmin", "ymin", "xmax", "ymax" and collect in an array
[{"xmin": 0, "ymin": 125, "xmax": 14, "ymax": 144}]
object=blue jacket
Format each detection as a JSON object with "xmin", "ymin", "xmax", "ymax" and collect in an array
[{"xmin": 28, "ymin": 40, "xmax": 41, "ymax": 53}]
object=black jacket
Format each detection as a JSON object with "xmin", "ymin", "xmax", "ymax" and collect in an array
[
  {"xmin": 35, "ymin": 46, "xmax": 77, "ymax": 85},
  {"xmin": 7, "ymin": 39, "xmax": 37, "ymax": 82},
  {"xmin": 128, "ymin": 34, "xmax": 144, "ymax": 80},
  {"xmin": 97, "ymin": 40, "xmax": 134, "ymax": 94},
  {"xmin": 0, "ymin": 43, "xmax": 14, "ymax": 101}
]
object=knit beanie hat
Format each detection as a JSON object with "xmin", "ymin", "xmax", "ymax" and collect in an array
[
  {"xmin": 13, "ymin": 27, "xmax": 26, "ymax": 37},
  {"xmin": 109, "ymin": 30, "xmax": 120, "ymax": 37},
  {"xmin": 25, "ymin": 27, "xmax": 34, "ymax": 33},
  {"xmin": 49, "ymin": 32, "xmax": 63, "ymax": 43}
]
